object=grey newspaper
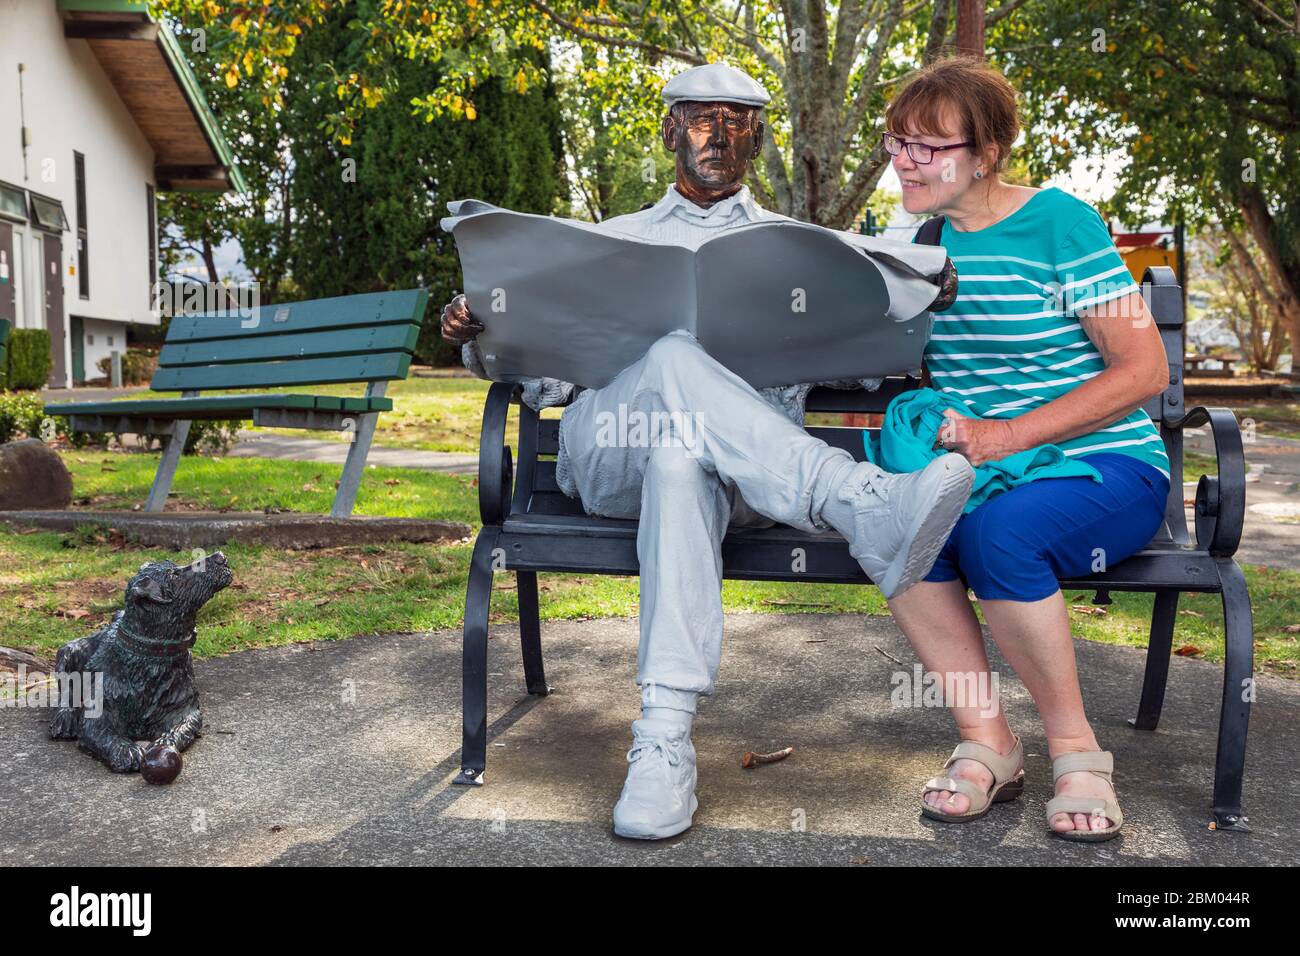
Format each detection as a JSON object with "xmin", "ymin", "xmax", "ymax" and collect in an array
[{"xmin": 440, "ymin": 199, "xmax": 948, "ymax": 390}]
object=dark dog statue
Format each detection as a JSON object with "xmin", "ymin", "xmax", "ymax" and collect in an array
[{"xmin": 49, "ymin": 552, "xmax": 232, "ymax": 775}]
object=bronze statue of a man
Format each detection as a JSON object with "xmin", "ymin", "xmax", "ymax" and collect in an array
[{"xmin": 442, "ymin": 63, "xmax": 973, "ymax": 840}]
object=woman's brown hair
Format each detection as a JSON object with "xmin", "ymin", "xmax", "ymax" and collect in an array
[{"xmin": 885, "ymin": 55, "xmax": 1021, "ymax": 173}]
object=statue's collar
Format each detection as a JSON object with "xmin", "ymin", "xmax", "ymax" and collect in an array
[
  {"xmin": 651, "ymin": 184, "xmax": 757, "ymax": 222},
  {"xmin": 114, "ymin": 616, "xmax": 196, "ymax": 658}
]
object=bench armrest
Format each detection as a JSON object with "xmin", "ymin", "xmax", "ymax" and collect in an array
[
  {"xmin": 478, "ymin": 381, "xmax": 518, "ymax": 525},
  {"xmin": 1167, "ymin": 406, "xmax": 1245, "ymax": 557}
]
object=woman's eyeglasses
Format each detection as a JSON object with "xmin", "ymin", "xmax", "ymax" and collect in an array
[{"xmin": 881, "ymin": 132, "xmax": 974, "ymax": 165}]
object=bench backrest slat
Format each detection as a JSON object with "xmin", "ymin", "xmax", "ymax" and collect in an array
[
  {"xmin": 151, "ymin": 290, "xmax": 427, "ymax": 392},
  {"xmin": 166, "ymin": 290, "xmax": 426, "ymax": 342},
  {"xmin": 0, "ymin": 319, "xmax": 9, "ymax": 378},
  {"xmin": 158, "ymin": 322, "xmax": 419, "ymax": 368},
  {"xmin": 151, "ymin": 351, "xmax": 411, "ymax": 391}
]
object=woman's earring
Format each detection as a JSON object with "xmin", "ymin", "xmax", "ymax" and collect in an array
[{"xmin": 974, "ymin": 169, "xmax": 985, "ymax": 180}]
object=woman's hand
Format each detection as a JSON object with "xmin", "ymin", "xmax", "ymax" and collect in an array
[{"xmin": 934, "ymin": 408, "xmax": 1020, "ymax": 467}]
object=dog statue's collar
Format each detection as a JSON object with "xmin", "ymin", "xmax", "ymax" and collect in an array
[{"xmin": 114, "ymin": 619, "xmax": 197, "ymax": 659}]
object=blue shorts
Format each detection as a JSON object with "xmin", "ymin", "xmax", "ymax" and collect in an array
[{"xmin": 924, "ymin": 452, "xmax": 1171, "ymax": 602}]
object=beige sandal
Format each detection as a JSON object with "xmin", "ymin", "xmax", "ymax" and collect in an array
[
  {"xmin": 1045, "ymin": 750, "xmax": 1124, "ymax": 842},
  {"xmin": 920, "ymin": 735, "xmax": 1024, "ymax": 823}
]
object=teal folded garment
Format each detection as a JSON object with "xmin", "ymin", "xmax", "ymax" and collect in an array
[{"xmin": 862, "ymin": 387, "xmax": 1101, "ymax": 513}]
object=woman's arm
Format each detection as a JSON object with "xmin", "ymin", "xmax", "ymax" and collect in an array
[{"xmin": 938, "ymin": 291, "xmax": 1169, "ymax": 466}]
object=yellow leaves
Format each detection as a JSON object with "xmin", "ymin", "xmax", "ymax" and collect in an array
[
  {"xmin": 1154, "ymin": 66, "xmax": 1165, "ymax": 79},
  {"xmin": 203, "ymin": 1, "xmax": 220, "ymax": 19},
  {"xmin": 514, "ymin": 68, "xmax": 527, "ymax": 94},
  {"xmin": 277, "ymin": 65, "xmax": 289, "ymax": 81},
  {"xmin": 224, "ymin": 65, "xmax": 239, "ymax": 88},
  {"xmin": 465, "ymin": 104, "xmax": 477, "ymax": 120},
  {"xmin": 467, "ymin": 0, "xmax": 478, "ymax": 6},
  {"xmin": 242, "ymin": 50, "xmax": 255, "ymax": 76},
  {"xmin": 284, "ymin": 23, "xmax": 302, "ymax": 36},
  {"xmin": 361, "ymin": 85, "xmax": 384, "ymax": 108},
  {"xmin": 339, "ymin": 131, "xmax": 352, "ymax": 146}
]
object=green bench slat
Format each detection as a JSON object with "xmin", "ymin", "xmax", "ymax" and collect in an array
[
  {"xmin": 312, "ymin": 395, "xmax": 394, "ymax": 412},
  {"xmin": 157, "ymin": 322, "xmax": 419, "ymax": 368},
  {"xmin": 45, "ymin": 392, "xmax": 394, "ymax": 420},
  {"xmin": 165, "ymin": 290, "xmax": 428, "ymax": 342},
  {"xmin": 46, "ymin": 394, "xmax": 321, "ymax": 418},
  {"xmin": 150, "ymin": 351, "xmax": 412, "ymax": 392}
]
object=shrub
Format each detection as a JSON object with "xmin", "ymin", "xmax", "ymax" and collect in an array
[
  {"xmin": 95, "ymin": 348, "xmax": 157, "ymax": 386},
  {"xmin": 6, "ymin": 329, "xmax": 52, "ymax": 390},
  {"xmin": 131, "ymin": 418, "xmax": 241, "ymax": 456}
]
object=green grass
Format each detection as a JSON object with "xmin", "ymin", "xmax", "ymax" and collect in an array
[
  {"xmin": 1, "ymin": 450, "xmax": 1295, "ymax": 680},
  {"xmin": 61, "ymin": 450, "xmax": 478, "ymax": 520}
]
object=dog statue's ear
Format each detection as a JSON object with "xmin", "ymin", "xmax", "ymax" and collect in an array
[{"xmin": 128, "ymin": 576, "xmax": 173, "ymax": 605}]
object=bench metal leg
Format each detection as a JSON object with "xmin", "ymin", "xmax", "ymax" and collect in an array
[
  {"xmin": 1212, "ymin": 559, "xmax": 1252, "ymax": 832},
  {"xmin": 454, "ymin": 529, "xmax": 499, "ymax": 786},
  {"xmin": 331, "ymin": 411, "xmax": 379, "ymax": 518},
  {"xmin": 517, "ymin": 571, "xmax": 551, "ymax": 696},
  {"xmin": 145, "ymin": 420, "xmax": 191, "ymax": 513},
  {"xmin": 1131, "ymin": 589, "xmax": 1178, "ymax": 731}
]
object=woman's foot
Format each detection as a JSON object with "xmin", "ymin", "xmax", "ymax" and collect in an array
[
  {"xmin": 1049, "ymin": 755, "xmax": 1119, "ymax": 834},
  {"xmin": 921, "ymin": 726, "xmax": 1021, "ymax": 815}
]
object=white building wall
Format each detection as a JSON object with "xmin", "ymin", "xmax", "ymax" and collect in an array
[{"xmin": 0, "ymin": 0, "xmax": 159, "ymax": 385}]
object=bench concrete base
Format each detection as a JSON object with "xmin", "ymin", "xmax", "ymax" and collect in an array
[{"xmin": 0, "ymin": 510, "xmax": 471, "ymax": 551}]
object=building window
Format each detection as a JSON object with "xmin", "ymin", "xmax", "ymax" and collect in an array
[
  {"xmin": 107, "ymin": 335, "xmax": 114, "ymax": 347},
  {"xmin": 0, "ymin": 181, "xmax": 27, "ymax": 222},
  {"xmin": 28, "ymin": 193, "xmax": 68, "ymax": 231},
  {"xmin": 74, "ymin": 152, "xmax": 88, "ymax": 299},
  {"xmin": 146, "ymin": 183, "xmax": 156, "ymax": 308},
  {"xmin": 87, "ymin": 333, "xmax": 94, "ymax": 346}
]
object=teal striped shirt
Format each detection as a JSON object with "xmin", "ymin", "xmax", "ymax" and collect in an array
[{"xmin": 924, "ymin": 187, "xmax": 1170, "ymax": 478}]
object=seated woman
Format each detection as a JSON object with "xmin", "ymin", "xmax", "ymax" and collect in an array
[{"xmin": 879, "ymin": 56, "xmax": 1171, "ymax": 841}]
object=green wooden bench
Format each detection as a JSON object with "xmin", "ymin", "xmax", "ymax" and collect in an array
[{"xmin": 45, "ymin": 289, "xmax": 429, "ymax": 517}]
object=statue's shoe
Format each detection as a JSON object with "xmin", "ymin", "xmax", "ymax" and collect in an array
[
  {"xmin": 838, "ymin": 454, "xmax": 975, "ymax": 599},
  {"xmin": 612, "ymin": 717, "xmax": 698, "ymax": 840}
]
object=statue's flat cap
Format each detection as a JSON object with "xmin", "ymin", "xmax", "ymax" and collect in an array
[{"xmin": 662, "ymin": 63, "xmax": 770, "ymax": 108}]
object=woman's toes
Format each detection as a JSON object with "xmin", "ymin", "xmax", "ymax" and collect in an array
[{"xmin": 1051, "ymin": 812, "xmax": 1075, "ymax": 833}]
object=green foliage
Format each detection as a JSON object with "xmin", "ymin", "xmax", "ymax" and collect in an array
[
  {"xmin": 0, "ymin": 390, "xmax": 50, "ymax": 444},
  {"xmin": 6, "ymin": 329, "xmax": 52, "ymax": 390},
  {"xmin": 285, "ymin": 14, "xmax": 563, "ymax": 365},
  {"xmin": 95, "ymin": 349, "xmax": 157, "ymax": 386},
  {"xmin": 997, "ymin": 0, "xmax": 1299, "ymax": 350}
]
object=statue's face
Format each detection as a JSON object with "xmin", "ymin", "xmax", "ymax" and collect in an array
[{"xmin": 663, "ymin": 100, "xmax": 764, "ymax": 201}]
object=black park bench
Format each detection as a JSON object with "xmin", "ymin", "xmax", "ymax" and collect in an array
[
  {"xmin": 45, "ymin": 290, "xmax": 429, "ymax": 518},
  {"xmin": 454, "ymin": 266, "xmax": 1253, "ymax": 834}
]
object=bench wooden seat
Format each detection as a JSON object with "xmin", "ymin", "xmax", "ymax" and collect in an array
[
  {"xmin": 44, "ymin": 289, "xmax": 428, "ymax": 517},
  {"xmin": 454, "ymin": 266, "xmax": 1253, "ymax": 834},
  {"xmin": 45, "ymin": 392, "xmax": 394, "ymax": 418}
]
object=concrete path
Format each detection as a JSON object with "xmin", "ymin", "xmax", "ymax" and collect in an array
[
  {"xmin": 227, "ymin": 431, "xmax": 478, "ymax": 474},
  {"xmin": 2, "ymin": 613, "xmax": 1293, "ymax": 866}
]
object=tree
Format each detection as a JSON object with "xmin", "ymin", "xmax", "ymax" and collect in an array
[
  {"xmin": 155, "ymin": 2, "xmax": 1034, "ymax": 229},
  {"xmin": 284, "ymin": 7, "xmax": 564, "ymax": 362},
  {"xmin": 1001, "ymin": 0, "xmax": 1300, "ymax": 356}
]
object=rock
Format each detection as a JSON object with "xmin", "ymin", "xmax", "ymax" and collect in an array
[{"xmin": 0, "ymin": 440, "xmax": 73, "ymax": 510}]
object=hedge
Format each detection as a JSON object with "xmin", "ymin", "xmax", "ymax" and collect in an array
[{"xmin": 5, "ymin": 328, "xmax": 53, "ymax": 390}]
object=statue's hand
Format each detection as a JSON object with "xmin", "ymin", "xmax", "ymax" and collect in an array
[
  {"xmin": 441, "ymin": 294, "xmax": 485, "ymax": 345},
  {"xmin": 930, "ymin": 257, "xmax": 958, "ymax": 312}
]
